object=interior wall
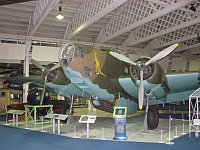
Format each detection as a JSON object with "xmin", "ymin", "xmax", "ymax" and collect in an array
[
  {"xmin": 189, "ymin": 61, "xmax": 200, "ymax": 71},
  {"xmin": 0, "ymin": 43, "xmax": 25, "ymax": 60},
  {"xmin": 171, "ymin": 57, "xmax": 187, "ymax": 72},
  {"xmin": 32, "ymin": 45, "xmax": 60, "ymax": 62}
]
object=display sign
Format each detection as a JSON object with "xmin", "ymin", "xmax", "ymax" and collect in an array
[
  {"xmin": 44, "ymin": 113, "xmax": 68, "ymax": 120},
  {"xmin": 79, "ymin": 115, "xmax": 96, "ymax": 124},
  {"xmin": 113, "ymin": 107, "xmax": 127, "ymax": 140},
  {"xmin": 113, "ymin": 107, "xmax": 127, "ymax": 118}
]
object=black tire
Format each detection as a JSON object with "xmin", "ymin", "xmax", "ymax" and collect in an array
[{"xmin": 147, "ymin": 107, "xmax": 159, "ymax": 130}]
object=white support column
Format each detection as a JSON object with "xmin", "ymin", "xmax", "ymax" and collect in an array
[
  {"xmin": 97, "ymin": 0, "xmax": 194, "ymax": 43},
  {"xmin": 63, "ymin": 23, "xmax": 70, "ymax": 40},
  {"xmin": 22, "ymin": 40, "xmax": 31, "ymax": 103}
]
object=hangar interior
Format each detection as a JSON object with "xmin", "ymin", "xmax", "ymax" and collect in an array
[{"xmin": 0, "ymin": 0, "xmax": 200, "ymax": 149}]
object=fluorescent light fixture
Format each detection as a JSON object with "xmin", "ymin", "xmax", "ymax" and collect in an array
[
  {"xmin": 56, "ymin": 5, "xmax": 64, "ymax": 20},
  {"xmin": 56, "ymin": 12, "xmax": 64, "ymax": 20}
]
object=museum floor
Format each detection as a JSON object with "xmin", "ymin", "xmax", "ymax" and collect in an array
[{"xmin": 0, "ymin": 107, "xmax": 191, "ymax": 144}]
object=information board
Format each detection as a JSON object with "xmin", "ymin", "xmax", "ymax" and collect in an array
[
  {"xmin": 79, "ymin": 115, "xmax": 96, "ymax": 124},
  {"xmin": 44, "ymin": 113, "xmax": 68, "ymax": 120}
]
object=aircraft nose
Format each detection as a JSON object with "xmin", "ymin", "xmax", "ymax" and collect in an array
[{"xmin": 60, "ymin": 44, "xmax": 75, "ymax": 66}]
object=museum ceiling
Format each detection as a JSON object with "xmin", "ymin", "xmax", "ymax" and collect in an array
[{"xmin": 0, "ymin": 0, "xmax": 199, "ymax": 57}]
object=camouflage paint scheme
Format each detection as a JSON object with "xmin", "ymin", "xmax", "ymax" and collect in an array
[
  {"xmin": 53, "ymin": 43, "xmax": 199, "ymax": 114},
  {"xmin": 3, "ymin": 43, "xmax": 200, "ymax": 115}
]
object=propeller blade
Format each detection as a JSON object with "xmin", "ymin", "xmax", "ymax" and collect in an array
[
  {"xmin": 138, "ymin": 70, "xmax": 144, "ymax": 110},
  {"xmin": 30, "ymin": 59, "xmax": 49, "ymax": 74},
  {"xmin": 40, "ymin": 75, "xmax": 47, "ymax": 105},
  {"xmin": 49, "ymin": 62, "xmax": 60, "ymax": 71},
  {"xmin": 30, "ymin": 59, "xmax": 44, "ymax": 69},
  {"xmin": 109, "ymin": 51, "xmax": 137, "ymax": 66},
  {"xmin": 145, "ymin": 43, "xmax": 179, "ymax": 66}
]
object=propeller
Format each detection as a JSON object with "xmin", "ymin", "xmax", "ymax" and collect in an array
[
  {"xmin": 30, "ymin": 59, "xmax": 60, "ymax": 105},
  {"xmin": 109, "ymin": 51, "xmax": 136, "ymax": 66},
  {"xmin": 110, "ymin": 43, "xmax": 179, "ymax": 110},
  {"xmin": 49, "ymin": 62, "xmax": 60, "ymax": 71},
  {"xmin": 30, "ymin": 59, "xmax": 49, "ymax": 74}
]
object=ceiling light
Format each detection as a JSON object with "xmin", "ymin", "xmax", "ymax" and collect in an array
[
  {"xmin": 56, "ymin": 5, "xmax": 64, "ymax": 20},
  {"xmin": 189, "ymin": 3, "xmax": 196, "ymax": 12}
]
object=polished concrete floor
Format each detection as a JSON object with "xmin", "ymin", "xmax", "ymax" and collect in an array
[{"xmin": 0, "ymin": 107, "xmax": 190, "ymax": 144}]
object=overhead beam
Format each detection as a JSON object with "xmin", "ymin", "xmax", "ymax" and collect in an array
[
  {"xmin": 152, "ymin": 34, "xmax": 198, "ymax": 50},
  {"xmin": 126, "ymin": 17, "xmax": 200, "ymax": 46},
  {"xmin": 68, "ymin": 0, "xmax": 128, "ymax": 39},
  {"xmin": 29, "ymin": 0, "xmax": 60, "ymax": 36},
  {"xmin": 98, "ymin": 0, "xmax": 194, "ymax": 43},
  {"xmin": 190, "ymin": 48, "xmax": 200, "ymax": 54},
  {"xmin": 175, "ymin": 43, "xmax": 200, "ymax": 53}
]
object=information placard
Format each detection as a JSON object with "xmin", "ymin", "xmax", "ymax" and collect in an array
[{"xmin": 79, "ymin": 115, "xmax": 96, "ymax": 124}]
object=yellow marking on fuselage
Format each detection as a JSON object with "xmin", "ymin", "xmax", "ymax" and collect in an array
[{"xmin": 94, "ymin": 52, "xmax": 106, "ymax": 77}]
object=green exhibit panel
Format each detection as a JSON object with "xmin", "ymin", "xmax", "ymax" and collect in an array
[{"xmin": 24, "ymin": 105, "xmax": 53, "ymax": 127}]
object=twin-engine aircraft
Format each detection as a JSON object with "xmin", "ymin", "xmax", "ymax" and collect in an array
[{"xmin": 4, "ymin": 43, "xmax": 200, "ymax": 130}]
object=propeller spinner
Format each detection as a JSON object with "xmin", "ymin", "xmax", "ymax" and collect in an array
[{"xmin": 110, "ymin": 43, "xmax": 179, "ymax": 110}]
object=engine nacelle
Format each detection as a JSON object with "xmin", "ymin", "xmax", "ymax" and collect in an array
[{"xmin": 129, "ymin": 57, "xmax": 163, "ymax": 84}]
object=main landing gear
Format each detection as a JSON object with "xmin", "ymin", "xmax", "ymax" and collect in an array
[
  {"xmin": 147, "ymin": 107, "xmax": 159, "ymax": 130},
  {"xmin": 143, "ymin": 97, "xmax": 159, "ymax": 130}
]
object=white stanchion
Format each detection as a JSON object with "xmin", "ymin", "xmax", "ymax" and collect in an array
[
  {"xmin": 16, "ymin": 114, "xmax": 18, "ymax": 127},
  {"xmin": 166, "ymin": 115, "xmax": 174, "ymax": 145},
  {"xmin": 58, "ymin": 119, "xmax": 61, "ymax": 134},
  {"xmin": 53, "ymin": 118, "xmax": 55, "ymax": 134},
  {"xmin": 174, "ymin": 126, "xmax": 179, "ymax": 138},
  {"xmin": 41, "ymin": 117, "xmax": 45, "ymax": 132},
  {"xmin": 159, "ymin": 130, "xmax": 164, "ymax": 143},
  {"xmin": 5, "ymin": 115, "xmax": 8, "ymax": 125},
  {"xmin": 173, "ymin": 108, "xmax": 176, "ymax": 114},
  {"xmin": 101, "ymin": 128, "xmax": 106, "ymax": 140},
  {"xmin": 12, "ymin": 114, "xmax": 15, "ymax": 126},
  {"xmin": 181, "ymin": 122, "xmax": 187, "ymax": 135},
  {"xmin": 182, "ymin": 112, "xmax": 184, "ymax": 120},
  {"xmin": 73, "ymin": 126, "xmax": 77, "ymax": 138},
  {"xmin": 25, "ymin": 120, "xmax": 29, "ymax": 129},
  {"xmin": 86, "ymin": 123, "xmax": 89, "ymax": 138}
]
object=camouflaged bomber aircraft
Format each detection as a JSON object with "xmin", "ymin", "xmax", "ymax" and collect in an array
[{"xmin": 4, "ymin": 43, "xmax": 200, "ymax": 130}]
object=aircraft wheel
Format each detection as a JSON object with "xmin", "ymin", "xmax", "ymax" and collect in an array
[{"xmin": 147, "ymin": 107, "xmax": 159, "ymax": 130}]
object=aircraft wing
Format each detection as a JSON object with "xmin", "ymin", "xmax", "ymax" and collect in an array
[
  {"xmin": 62, "ymin": 67, "xmax": 115, "ymax": 100},
  {"xmin": 146, "ymin": 72, "xmax": 200, "ymax": 105},
  {"xmin": 1, "ymin": 76, "xmax": 42, "ymax": 84}
]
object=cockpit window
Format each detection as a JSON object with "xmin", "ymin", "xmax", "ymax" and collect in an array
[{"xmin": 60, "ymin": 44, "xmax": 75, "ymax": 66}]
